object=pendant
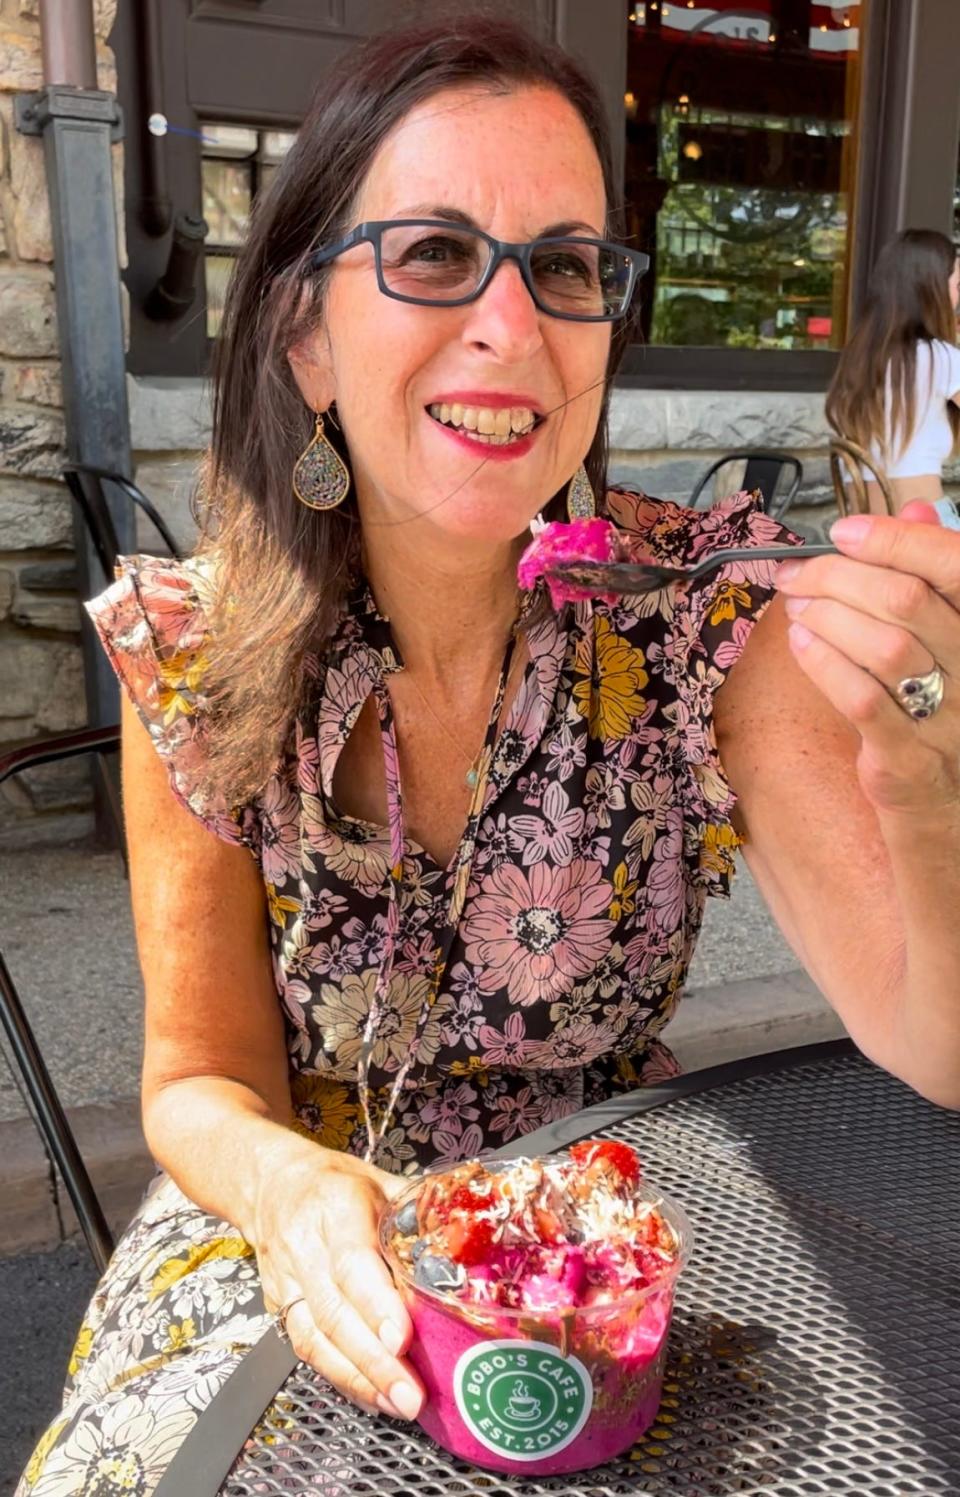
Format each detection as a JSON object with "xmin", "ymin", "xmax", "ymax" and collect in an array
[{"xmin": 465, "ymin": 767, "xmax": 479, "ymax": 788}]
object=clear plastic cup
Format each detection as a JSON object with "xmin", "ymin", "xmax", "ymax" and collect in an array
[{"xmin": 380, "ymin": 1155, "xmax": 691, "ymax": 1476}]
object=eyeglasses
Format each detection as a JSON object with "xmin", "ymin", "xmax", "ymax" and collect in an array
[{"xmin": 306, "ymin": 219, "xmax": 649, "ymax": 322}]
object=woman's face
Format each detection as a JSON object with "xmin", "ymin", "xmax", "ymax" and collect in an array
[
  {"xmin": 292, "ymin": 84, "xmax": 612, "ymax": 545},
  {"xmin": 949, "ymin": 258, "xmax": 960, "ymax": 312}
]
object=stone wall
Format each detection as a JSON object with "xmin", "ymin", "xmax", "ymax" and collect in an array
[{"xmin": 0, "ymin": 0, "xmax": 119, "ymax": 847}]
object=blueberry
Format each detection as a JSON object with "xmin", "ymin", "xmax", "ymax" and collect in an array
[
  {"xmin": 414, "ymin": 1253, "xmax": 465, "ymax": 1292},
  {"xmin": 395, "ymin": 1199, "xmax": 419, "ymax": 1237}
]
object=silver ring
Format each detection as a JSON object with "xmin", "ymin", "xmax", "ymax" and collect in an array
[
  {"xmin": 274, "ymin": 1295, "xmax": 306, "ymax": 1343},
  {"xmin": 894, "ymin": 665, "xmax": 945, "ymax": 721}
]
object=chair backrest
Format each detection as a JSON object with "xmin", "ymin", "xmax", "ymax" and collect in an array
[
  {"xmin": 689, "ymin": 449, "xmax": 804, "ymax": 520},
  {"xmin": 828, "ymin": 437, "xmax": 895, "ymax": 517},
  {"xmin": 63, "ymin": 464, "xmax": 183, "ymax": 574},
  {"xmin": 0, "ymin": 726, "xmax": 122, "ymax": 1272}
]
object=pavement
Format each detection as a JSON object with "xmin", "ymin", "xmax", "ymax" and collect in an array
[{"xmin": 0, "ymin": 837, "xmax": 845, "ymax": 1491}]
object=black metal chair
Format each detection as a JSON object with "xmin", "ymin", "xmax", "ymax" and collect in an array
[
  {"xmin": 62, "ymin": 463, "xmax": 182, "ymax": 575},
  {"xmin": 0, "ymin": 725, "xmax": 122, "ymax": 1272},
  {"xmin": 688, "ymin": 449, "xmax": 803, "ymax": 520}
]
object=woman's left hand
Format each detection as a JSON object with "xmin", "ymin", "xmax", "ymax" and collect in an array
[{"xmin": 776, "ymin": 504, "xmax": 960, "ymax": 818}]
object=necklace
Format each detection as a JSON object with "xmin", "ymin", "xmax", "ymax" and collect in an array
[{"xmin": 396, "ymin": 635, "xmax": 525, "ymax": 788}]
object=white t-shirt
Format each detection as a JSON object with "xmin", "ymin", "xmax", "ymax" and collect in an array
[{"xmin": 864, "ymin": 339, "xmax": 960, "ymax": 479}]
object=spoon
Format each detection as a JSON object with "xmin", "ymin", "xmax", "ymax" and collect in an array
[{"xmin": 543, "ymin": 542, "xmax": 838, "ymax": 598}]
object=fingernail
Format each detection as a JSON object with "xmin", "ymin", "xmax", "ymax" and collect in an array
[
  {"xmin": 788, "ymin": 621, "xmax": 814, "ymax": 649},
  {"xmin": 934, "ymin": 498, "xmax": 960, "ymax": 532},
  {"xmin": 777, "ymin": 560, "xmax": 801, "ymax": 584},
  {"xmin": 374, "ymin": 1391, "xmax": 403, "ymax": 1419},
  {"xmin": 783, "ymin": 595, "xmax": 809, "ymax": 618},
  {"xmin": 389, "ymin": 1381, "xmax": 422, "ymax": 1421},
  {"xmin": 830, "ymin": 516, "xmax": 872, "ymax": 546},
  {"xmin": 379, "ymin": 1319, "xmax": 404, "ymax": 1356}
]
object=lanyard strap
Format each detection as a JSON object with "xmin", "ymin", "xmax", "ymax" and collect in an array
[{"xmin": 358, "ymin": 633, "xmax": 519, "ymax": 1163}]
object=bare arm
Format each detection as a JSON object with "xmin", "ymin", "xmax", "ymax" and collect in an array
[
  {"xmin": 716, "ymin": 592, "xmax": 960, "ymax": 1108},
  {"xmin": 125, "ymin": 690, "xmax": 300, "ymax": 1240},
  {"xmin": 122, "ymin": 694, "xmax": 423, "ymax": 1418}
]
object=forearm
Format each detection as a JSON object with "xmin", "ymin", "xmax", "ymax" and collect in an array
[
  {"xmin": 143, "ymin": 1075, "xmax": 341, "ymax": 1243},
  {"xmin": 875, "ymin": 804, "xmax": 960, "ymax": 1107}
]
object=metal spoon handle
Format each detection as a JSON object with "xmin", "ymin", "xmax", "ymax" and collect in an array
[{"xmin": 689, "ymin": 542, "xmax": 838, "ymax": 580}]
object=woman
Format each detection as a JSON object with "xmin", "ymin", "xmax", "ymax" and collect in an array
[
  {"xmin": 19, "ymin": 17, "xmax": 960, "ymax": 1495},
  {"xmin": 827, "ymin": 228, "xmax": 960, "ymax": 514}
]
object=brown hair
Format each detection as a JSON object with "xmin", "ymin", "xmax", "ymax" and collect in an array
[
  {"xmin": 196, "ymin": 13, "xmax": 634, "ymax": 805},
  {"xmin": 826, "ymin": 228, "xmax": 960, "ymax": 469}
]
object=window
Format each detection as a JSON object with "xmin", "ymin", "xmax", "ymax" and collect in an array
[
  {"xmin": 624, "ymin": 1, "xmax": 865, "ymax": 355},
  {"xmin": 201, "ymin": 126, "xmax": 297, "ymax": 338}
]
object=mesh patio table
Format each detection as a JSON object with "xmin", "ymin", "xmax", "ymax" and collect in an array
[{"xmin": 157, "ymin": 1040, "xmax": 960, "ymax": 1496}]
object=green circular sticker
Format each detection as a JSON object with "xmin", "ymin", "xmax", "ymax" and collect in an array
[{"xmin": 453, "ymin": 1339, "xmax": 593, "ymax": 1462}]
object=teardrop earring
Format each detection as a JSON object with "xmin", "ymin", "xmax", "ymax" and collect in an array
[
  {"xmin": 566, "ymin": 464, "xmax": 596, "ymax": 520},
  {"xmin": 292, "ymin": 410, "xmax": 351, "ymax": 511}
]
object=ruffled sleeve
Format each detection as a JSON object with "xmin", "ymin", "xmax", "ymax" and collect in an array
[
  {"xmin": 607, "ymin": 487, "xmax": 802, "ymax": 896},
  {"xmin": 84, "ymin": 554, "xmax": 260, "ymax": 853}
]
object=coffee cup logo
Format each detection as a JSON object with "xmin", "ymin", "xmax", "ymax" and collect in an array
[{"xmin": 453, "ymin": 1339, "xmax": 592, "ymax": 1462}]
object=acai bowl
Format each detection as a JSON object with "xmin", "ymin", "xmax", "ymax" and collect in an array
[{"xmin": 380, "ymin": 1143, "xmax": 690, "ymax": 1476}]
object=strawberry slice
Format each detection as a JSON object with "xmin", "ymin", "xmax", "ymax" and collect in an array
[
  {"xmin": 569, "ymin": 1139, "xmax": 641, "ymax": 1184},
  {"xmin": 445, "ymin": 1216, "xmax": 496, "ymax": 1265},
  {"xmin": 446, "ymin": 1184, "xmax": 494, "ymax": 1216}
]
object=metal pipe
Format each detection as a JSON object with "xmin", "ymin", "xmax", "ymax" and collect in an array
[
  {"xmin": 137, "ymin": 0, "xmax": 172, "ymax": 236},
  {"xmin": 38, "ymin": 0, "xmax": 98, "ymax": 89}
]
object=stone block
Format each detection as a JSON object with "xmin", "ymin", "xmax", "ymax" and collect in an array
[
  {"xmin": 607, "ymin": 387, "xmax": 669, "ymax": 450},
  {"xmin": 0, "ymin": 275, "xmax": 57, "ymax": 356},
  {"xmin": 13, "ymin": 361, "xmax": 63, "ymax": 407},
  {"xmin": 10, "ymin": 127, "xmax": 52, "ymax": 261},
  {"xmin": 95, "ymin": 44, "xmax": 117, "ymax": 95},
  {"xmin": 94, "ymin": 0, "xmax": 119, "ymax": 40},
  {"xmin": 0, "ymin": 636, "xmax": 84, "ymax": 731},
  {"xmin": 0, "ymin": 565, "xmax": 12, "ymax": 618},
  {"xmin": 134, "ymin": 456, "xmax": 201, "ymax": 553},
  {"xmin": 0, "ymin": 29, "xmax": 42, "ymax": 91},
  {"xmin": 12, "ymin": 586, "xmax": 82, "ymax": 632},
  {"xmin": 35, "ymin": 641, "xmax": 86, "ymax": 732},
  {"xmin": 128, "ymin": 375, "xmax": 213, "ymax": 451},
  {"xmin": 0, "ymin": 409, "xmax": 66, "ymax": 478},
  {"xmin": 0, "ymin": 197, "xmax": 7, "ymax": 257},
  {"xmin": 0, "ymin": 478, "xmax": 72, "ymax": 547},
  {"xmin": 666, "ymin": 391, "xmax": 831, "ymax": 450},
  {"xmin": 609, "ymin": 451, "xmax": 707, "ymax": 501}
]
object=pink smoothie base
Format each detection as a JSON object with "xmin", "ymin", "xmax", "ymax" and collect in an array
[
  {"xmin": 401, "ymin": 1284, "xmax": 675, "ymax": 1475},
  {"xmin": 407, "ymin": 1287, "xmax": 673, "ymax": 1473}
]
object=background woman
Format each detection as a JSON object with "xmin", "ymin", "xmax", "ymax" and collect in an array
[
  {"xmin": 19, "ymin": 18, "xmax": 960, "ymax": 1496},
  {"xmin": 827, "ymin": 228, "xmax": 960, "ymax": 514}
]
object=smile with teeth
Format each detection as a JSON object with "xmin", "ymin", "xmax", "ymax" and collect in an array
[{"xmin": 427, "ymin": 402, "xmax": 539, "ymax": 445}]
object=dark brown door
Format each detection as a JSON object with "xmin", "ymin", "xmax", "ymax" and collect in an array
[{"xmin": 115, "ymin": 0, "xmax": 626, "ymax": 375}]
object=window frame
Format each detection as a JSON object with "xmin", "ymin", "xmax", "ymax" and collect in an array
[{"xmin": 114, "ymin": 0, "xmax": 960, "ymax": 388}]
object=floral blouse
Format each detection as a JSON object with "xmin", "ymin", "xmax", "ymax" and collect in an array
[{"xmin": 87, "ymin": 489, "xmax": 797, "ymax": 1173}]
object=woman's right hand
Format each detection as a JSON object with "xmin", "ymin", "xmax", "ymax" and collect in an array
[{"xmin": 252, "ymin": 1140, "xmax": 425, "ymax": 1421}]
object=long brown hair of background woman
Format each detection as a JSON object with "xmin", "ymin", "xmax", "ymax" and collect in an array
[{"xmin": 826, "ymin": 228, "xmax": 960, "ymax": 474}]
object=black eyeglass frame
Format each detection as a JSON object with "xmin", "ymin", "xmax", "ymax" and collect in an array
[{"xmin": 306, "ymin": 219, "xmax": 650, "ymax": 323}]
